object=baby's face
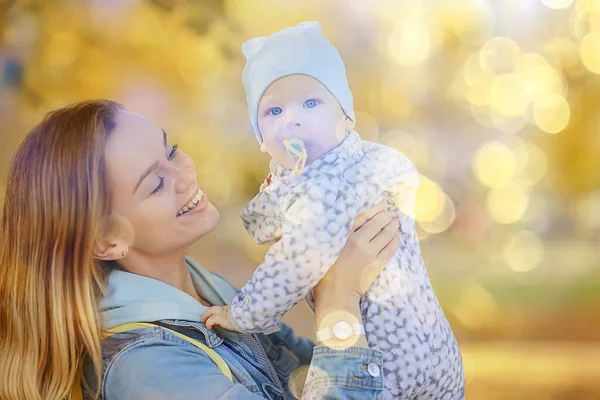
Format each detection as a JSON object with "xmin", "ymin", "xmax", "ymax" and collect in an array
[{"xmin": 257, "ymin": 74, "xmax": 350, "ymax": 168}]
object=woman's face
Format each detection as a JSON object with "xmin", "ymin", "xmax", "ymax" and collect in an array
[{"xmin": 104, "ymin": 110, "xmax": 219, "ymax": 256}]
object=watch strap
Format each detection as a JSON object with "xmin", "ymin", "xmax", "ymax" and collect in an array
[{"xmin": 316, "ymin": 322, "xmax": 365, "ymax": 342}]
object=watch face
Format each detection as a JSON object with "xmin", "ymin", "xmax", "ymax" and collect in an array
[{"xmin": 332, "ymin": 321, "xmax": 353, "ymax": 340}]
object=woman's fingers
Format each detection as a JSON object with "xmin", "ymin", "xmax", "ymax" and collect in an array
[
  {"xmin": 377, "ymin": 232, "xmax": 401, "ymax": 263},
  {"xmin": 351, "ymin": 201, "xmax": 386, "ymax": 232},
  {"xmin": 357, "ymin": 233, "xmax": 400, "ymax": 294},
  {"xmin": 361, "ymin": 223, "xmax": 400, "ymax": 292},
  {"xmin": 370, "ymin": 218, "xmax": 400, "ymax": 254},
  {"xmin": 353, "ymin": 210, "xmax": 394, "ymax": 244}
]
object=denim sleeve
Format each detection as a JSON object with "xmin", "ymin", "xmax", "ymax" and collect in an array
[
  {"xmin": 273, "ymin": 322, "xmax": 315, "ymax": 365},
  {"xmin": 302, "ymin": 346, "xmax": 384, "ymax": 399},
  {"xmin": 102, "ymin": 339, "xmax": 264, "ymax": 400}
]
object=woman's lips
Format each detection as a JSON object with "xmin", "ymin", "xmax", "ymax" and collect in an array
[{"xmin": 184, "ymin": 192, "xmax": 209, "ymax": 216}]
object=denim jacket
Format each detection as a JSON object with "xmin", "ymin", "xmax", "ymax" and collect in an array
[{"xmin": 82, "ymin": 257, "xmax": 384, "ymax": 399}]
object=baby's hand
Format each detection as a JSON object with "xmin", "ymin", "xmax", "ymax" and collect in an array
[{"xmin": 201, "ymin": 305, "xmax": 236, "ymax": 331}]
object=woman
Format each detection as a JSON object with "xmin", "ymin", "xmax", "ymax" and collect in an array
[{"xmin": 0, "ymin": 100, "xmax": 400, "ymax": 400}]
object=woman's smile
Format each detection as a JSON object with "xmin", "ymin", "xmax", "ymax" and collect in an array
[{"xmin": 177, "ymin": 189, "xmax": 210, "ymax": 217}]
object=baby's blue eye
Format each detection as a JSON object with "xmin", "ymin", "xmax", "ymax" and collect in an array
[
  {"xmin": 304, "ymin": 99, "xmax": 318, "ymax": 108},
  {"xmin": 269, "ymin": 107, "xmax": 283, "ymax": 116}
]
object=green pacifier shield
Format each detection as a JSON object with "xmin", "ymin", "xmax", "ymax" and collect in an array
[{"xmin": 287, "ymin": 143, "xmax": 302, "ymax": 155}]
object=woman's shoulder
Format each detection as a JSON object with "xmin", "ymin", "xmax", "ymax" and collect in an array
[
  {"xmin": 83, "ymin": 325, "xmax": 228, "ymax": 399},
  {"xmin": 100, "ymin": 324, "xmax": 189, "ymax": 361}
]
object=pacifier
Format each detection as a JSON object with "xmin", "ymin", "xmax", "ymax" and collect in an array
[{"xmin": 282, "ymin": 138, "xmax": 307, "ymax": 176}]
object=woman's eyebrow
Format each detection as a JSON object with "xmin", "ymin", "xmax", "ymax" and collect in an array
[{"xmin": 132, "ymin": 129, "xmax": 168, "ymax": 194}]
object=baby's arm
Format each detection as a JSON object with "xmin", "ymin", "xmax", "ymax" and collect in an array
[{"xmin": 226, "ymin": 182, "xmax": 355, "ymax": 334}]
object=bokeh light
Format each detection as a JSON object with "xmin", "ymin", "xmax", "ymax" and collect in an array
[
  {"xmin": 532, "ymin": 93, "xmax": 571, "ymax": 134},
  {"xmin": 418, "ymin": 194, "xmax": 456, "ymax": 234},
  {"xmin": 446, "ymin": 1, "xmax": 494, "ymax": 46},
  {"xmin": 381, "ymin": 129, "xmax": 430, "ymax": 168},
  {"xmin": 514, "ymin": 142, "xmax": 547, "ymax": 186},
  {"xmin": 503, "ymin": 231, "xmax": 545, "ymax": 272},
  {"xmin": 573, "ymin": 191, "xmax": 600, "ymax": 229},
  {"xmin": 580, "ymin": 32, "xmax": 600, "ymax": 74},
  {"xmin": 388, "ymin": 21, "xmax": 439, "ymax": 66},
  {"xmin": 353, "ymin": 111, "xmax": 379, "ymax": 142},
  {"xmin": 486, "ymin": 183, "xmax": 530, "ymax": 224},
  {"xmin": 415, "ymin": 175, "xmax": 446, "ymax": 223},
  {"xmin": 541, "ymin": 0, "xmax": 574, "ymax": 10},
  {"xmin": 479, "ymin": 37, "xmax": 521, "ymax": 75},
  {"xmin": 452, "ymin": 280, "xmax": 499, "ymax": 329},
  {"xmin": 490, "ymin": 74, "xmax": 529, "ymax": 116},
  {"xmin": 473, "ymin": 142, "xmax": 517, "ymax": 188}
]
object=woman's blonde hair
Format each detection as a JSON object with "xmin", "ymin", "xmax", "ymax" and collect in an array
[{"xmin": 0, "ymin": 100, "xmax": 123, "ymax": 400}]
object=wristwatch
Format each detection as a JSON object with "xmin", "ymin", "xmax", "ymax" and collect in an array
[{"xmin": 316, "ymin": 321, "xmax": 365, "ymax": 342}]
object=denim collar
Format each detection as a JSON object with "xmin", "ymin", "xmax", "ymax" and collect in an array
[{"xmin": 99, "ymin": 256, "xmax": 239, "ymax": 333}]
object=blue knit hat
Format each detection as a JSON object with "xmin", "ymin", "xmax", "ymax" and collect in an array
[{"xmin": 241, "ymin": 21, "xmax": 355, "ymax": 144}]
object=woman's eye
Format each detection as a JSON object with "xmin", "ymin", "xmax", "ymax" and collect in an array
[
  {"xmin": 167, "ymin": 144, "xmax": 179, "ymax": 161},
  {"xmin": 269, "ymin": 107, "xmax": 283, "ymax": 116},
  {"xmin": 151, "ymin": 175, "xmax": 165, "ymax": 195},
  {"xmin": 304, "ymin": 99, "xmax": 318, "ymax": 108}
]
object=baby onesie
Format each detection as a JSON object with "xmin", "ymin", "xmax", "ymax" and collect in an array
[{"xmin": 233, "ymin": 131, "xmax": 464, "ymax": 399}]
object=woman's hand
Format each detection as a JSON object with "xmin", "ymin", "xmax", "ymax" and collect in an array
[
  {"xmin": 314, "ymin": 201, "xmax": 400, "ymax": 300},
  {"xmin": 312, "ymin": 201, "xmax": 400, "ymax": 348}
]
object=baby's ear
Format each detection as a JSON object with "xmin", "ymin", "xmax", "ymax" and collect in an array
[
  {"xmin": 344, "ymin": 116, "xmax": 356, "ymax": 131},
  {"xmin": 241, "ymin": 36, "xmax": 267, "ymax": 60}
]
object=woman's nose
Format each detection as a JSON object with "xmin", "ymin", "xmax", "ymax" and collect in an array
[{"xmin": 173, "ymin": 164, "xmax": 197, "ymax": 194}]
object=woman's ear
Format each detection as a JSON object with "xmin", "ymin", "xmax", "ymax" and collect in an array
[
  {"xmin": 94, "ymin": 215, "xmax": 133, "ymax": 260},
  {"xmin": 344, "ymin": 116, "xmax": 356, "ymax": 132},
  {"xmin": 93, "ymin": 239, "xmax": 128, "ymax": 261}
]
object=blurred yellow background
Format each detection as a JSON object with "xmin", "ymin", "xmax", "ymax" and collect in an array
[{"xmin": 1, "ymin": 0, "xmax": 599, "ymax": 398}]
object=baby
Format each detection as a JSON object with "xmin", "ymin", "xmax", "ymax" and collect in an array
[{"xmin": 202, "ymin": 22, "xmax": 464, "ymax": 399}]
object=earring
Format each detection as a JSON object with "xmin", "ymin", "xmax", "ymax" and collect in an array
[{"xmin": 122, "ymin": 250, "xmax": 128, "ymax": 257}]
